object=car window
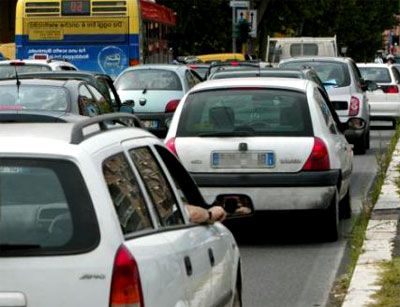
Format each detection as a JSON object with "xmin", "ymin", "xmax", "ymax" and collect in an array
[
  {"xmin": 358, "ymin": 67, "xmax": 392, "ymax": 83},
  {"xmin": 280, "ymin": 61, "xmax": 350, "ymax": 87},
  {"xmin": 87, "ymin": 83, "xmax": 112, "ymax": 113},
  {"xmin": 186, "ymin": 70, "xmax": 199, "ymax": 88},
  {"xmin": 0, "ymin": 158, "xmax": 99, "ymax": 256},
  {"xmin": 177, "ymin": 88, "xmax": 313, "ymax": 137},
  {"xmin": 0, "ymin": 64, "xmax": 51, "ymax": 79},
  {"xmin": 58, "ymin": 66, "xmax": 77, "ymax": 71},
  {"xmin": 0, "ymin": 84, "xmax": 69, "ymax": 111},
  {"xmin": 78, "ymin": 84, "xmax": 100, "ymax": 116},
  {"xmin": 129, "ymin": 147, "xmax": 184, "ymax": 227},
  {"xmin": 290, "ymin": 43, "xmax": 318, "ymax": 56},
  {"xmin": 391, "ymin": 67, "xmax": 400, "ymax": 83},
  {"xmin": 115, "ymin": 69, "xmax": 183, "ymax": 91},
  {"xmin": 102, "ymin": 153, "xmax": 153, "ymax": 235},
  {"xmin": 314, "ymin": 88, "xmax": 337, "ymax": 134}
]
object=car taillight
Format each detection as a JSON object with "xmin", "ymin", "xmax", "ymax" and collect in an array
[
  {"xmin": 384, "ymin": 85, "xmax": 399, "ymax": 93},
  {"xmin": 165, "ymin": 99, "xmax": 180, "ymax": 113},
  {"xmin": 165, "ymin": 137, "xmax": 178, "ymax": 156},
  {"xmin": 129, "ymin": 59, "xmax": 140, "ymax": 66},
  {"xmin": 348, "ymin": 96, "xmax": 360, "ymax": 116},
  {"xmin": 109, "ymin": 245, "xmax": 144, "ymax": 307},
  {"xmin": 302, "ymin": 137, "xmax": 330, "ymax": 171}
]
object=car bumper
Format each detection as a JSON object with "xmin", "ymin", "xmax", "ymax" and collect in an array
[
  {"xmin": 192, "ymin": 170, "xmax": 339, "ymax": 211},
  {"xmin": 136, "ymin": 112, "xmax": 173, "ymax": 138}
]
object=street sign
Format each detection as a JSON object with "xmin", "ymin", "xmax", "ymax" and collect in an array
[
  {"xmin": 229, "ymin": 1, "xmax": 249, "ymax": 8},
  {"xmin": 236, "ymin": 9, "xmax": 257, "ymax": 38}
]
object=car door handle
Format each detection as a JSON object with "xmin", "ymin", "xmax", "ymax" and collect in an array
[
  {"xmin": 208, "ymin": 248, "xmax": 215, "ymax": 267},
  {"xmin": 184, "ymin": 256, "xmax": 193, "ymax": 276}
]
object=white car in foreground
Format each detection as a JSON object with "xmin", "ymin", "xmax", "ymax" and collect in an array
[
  {"xmin": 357, "ymin": 63, "xmax": 400, "ymax": 127},
  {"xmin": 0, "ymin": 114, "xmax": 249, "ymax": 307},
  {"xmin": 165, "ymin": 78, "xmax": 353, "ymax": 241}
]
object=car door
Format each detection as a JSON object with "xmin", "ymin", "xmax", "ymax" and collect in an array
[
  {"xmin": 315, "ymin": 88, "xmax": 352, "ymax": 197},
  {"xmin": 152, "ymin": 144, "xmax": 238, "ymax": 307},
  {"xmin": 86, "ymin": 83, "xmax": 113, "ymax": 114},
  {"xmin": 101, "ymin": 149, "xmax": 188, "ymax": 307}
]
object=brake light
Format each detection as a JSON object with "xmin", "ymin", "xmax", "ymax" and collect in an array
[
  {"xmin": 129, "ymin": 59, "xmax": 140, "ymax": 66},
  {"xmin": 9, "ymin": 61, "xmax": 25, "ymax": 66},
  {"xmin": 348, "ymin": 96, "xmax": 360, "ymax": 116},
  {"xmin": 33, "ymin": 54, "xmax": 48, "ymax": 60},
  {"xmin": 165, "ymin": 137, "xmax": 177, "ymax": 156},
  {"xmin": 109, "ymin": 245, "xmax": 144, "ymax": 307},
  {"xmin": 302, "ymin": 137, "xmax": 330, "ymax": 171},
  {"xmin": 165, "ymin": 99, "xmax": 180, "ymax": 113},
  {"xmin": 230, "ymin": 61, "xmax": 239, "ymax": 66},
  {"xmin": 384, "ymin": 85, "xmax": 399, "ymax": 93}
]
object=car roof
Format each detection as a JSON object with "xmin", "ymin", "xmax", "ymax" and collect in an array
[
  {"xmin": 0, "ymin": 122, "xmax": 155, "ymax": 155},
  {"xmin": 122, "ymin": 64, "xmax": 187, "ymax": 73},
  {"xmin": 0, "ymin": 59, "xmax": 69, "ymax": 65},
  {"xmin": 0, "ymin": 78, "xmax": 76, "ymax": 86},
  {"xmin": 191, "ymin": 77, "xmax": 309, "ymax": 92},
  {"xmin": 280, "ymin": 56, "xmax": 351, "ymax": 64}
]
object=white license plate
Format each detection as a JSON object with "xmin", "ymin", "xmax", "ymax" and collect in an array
[
  {"xmin": 211, "ymin": 151, "xmax": 275, "ymax": 168},
  {"xmin": 142, "ymin": 120, "xmax": 159, "ymax": 129}
]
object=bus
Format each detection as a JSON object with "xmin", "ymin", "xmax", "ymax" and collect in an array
[{"xmin": 15, "ymin": 0, "xmax": 176, "ymax": 77}]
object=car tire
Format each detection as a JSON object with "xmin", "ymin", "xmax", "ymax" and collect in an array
[
  {"xmin": 366, "ymin": 130, "xmax": 370, "ymax": 150},
  {"xmin": 339, "ymin": 187, "xmax": 352, "ymax": 220},
  {"xmin": 323, "ymin": 189, "xmax": 339, "ymax": 242},
  {"xmin": 232, "ymin": 280, "xmax": 242, "ymax": 307},
  {"xmin": 354, "ymin": 133, "xmax": 367, "ymax": 155}
]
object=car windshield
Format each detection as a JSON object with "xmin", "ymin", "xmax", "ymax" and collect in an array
[
  {"xmin": 280, "ymin": 61, "xmax": 350, "ymax": 88},
  {"xmin": 0, "ymin": 64, "xmax": 51, "ymax": 79},
  {"xmin": 358, "ymin": 67, "xmax": 392, "ymax": 83},
  {"xmin": 0, "ymin": 159, "xmax": 99, "ymax": 256},
  {"xmin": 177, "ymin": 88, "xmax": 313, "ymax": 137},
  {"xmin": 115, "ymin": 69, "xmax": 182, "ymax": 91},
  {"xmin": 0, "ymin": 85, "xmax": 69, "ymax": 111}
]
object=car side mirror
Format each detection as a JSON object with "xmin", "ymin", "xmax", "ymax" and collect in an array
[
  {"xmin": 119, "ymin": 100, "xmax": 135, "ymax": 114},
  {"xmin": 211, "ymin": 194, "xmax": 254, "ymax": 219}
]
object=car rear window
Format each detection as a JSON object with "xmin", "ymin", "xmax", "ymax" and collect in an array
[
  {"xmin": 0, "ymin": 85, "xmax": 69, "ymax": 111},
  {"xmin": 290, "ymin": 43, "xmax": 318, "ymax": 56},
  {"xmin": 177, "ymin": 88, "xmax": 313, "ymax": 137},
  {"xmin": 0, "ymin": 159, "xmax": 99, "ymax": 256},
  {"xmin": 115, "ymin": 69, "xmax": 182, "ymax": 91},
  {"xmin": 0, "ymin": 64, "xmax": 51, "ymax": 79},
  {"xmin": 358, "ymin": 67, "xmax": 392, "ymax": 83},
  {"xmin": 280, "ymin": 61, "xmax": 350, "ymax": 88}
]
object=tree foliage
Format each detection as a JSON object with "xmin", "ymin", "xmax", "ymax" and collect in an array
[{"xmin": 157, "ymin": 0, "xmax": 399, "ymax": 61}]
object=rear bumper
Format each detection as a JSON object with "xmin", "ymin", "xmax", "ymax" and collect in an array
[
  {"xmin": 136, "ymin": 112, "xmax": 173, "ymax": 138},
  {"xmin": 192, "ymin": 170, "xmax": 339, "ymax": 210}
]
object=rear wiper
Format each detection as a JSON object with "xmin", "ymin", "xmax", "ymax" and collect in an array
[
  {"xmin": 0, "ymin": 244, "xmax": 42, "ymax": 251},
  {"xmin": 197, "ymin": 131, "xmax": 254, "ymax": 137}
]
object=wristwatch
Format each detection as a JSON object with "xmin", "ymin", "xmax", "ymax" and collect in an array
[{"xmin": 207, "ymin": 210, "xmax": 213, "ymax": 222}]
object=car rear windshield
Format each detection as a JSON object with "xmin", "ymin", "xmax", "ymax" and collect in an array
[
  {"xmin": 176, "ymin": 88, "xmax": 313, "ymax": 137},
  {"xmin": 0, "ymin": 64, "xmax": 51, "ymax": 79},
  {"xmin": 115, "ymin": 69, "xmax": 182, "ymax": 91},
  {"xmin": 0, "ymin": 159, "xmax": 99, "ymax": 257},
  {"xmin": 280, "ymin": 61, "xmax": 350, "ymax": 88},
  {"xmin": 358, "ymin": 67, "xmax": 392, "ymax": 83},
  {"xmin": 0, "ymin": 85, "xmax": 69, "ymax": 111}
]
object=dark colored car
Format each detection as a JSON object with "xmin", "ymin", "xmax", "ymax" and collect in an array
[
  {"xmin": 18, "ymin": 71, "xmax": 122, "ymax": 112},
  {"xmin": 0, "ymin": 79, "xmax": 125, "ymax": 119}
]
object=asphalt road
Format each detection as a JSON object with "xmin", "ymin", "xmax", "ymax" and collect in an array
[{"xmin": 226, "ymin": 124, "xmax": 395, "ymax": 307}]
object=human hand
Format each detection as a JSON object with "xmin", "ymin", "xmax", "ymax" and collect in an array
[{"xmin": 208, "ymin": 206, "xmax": 227, "ymax": 222}]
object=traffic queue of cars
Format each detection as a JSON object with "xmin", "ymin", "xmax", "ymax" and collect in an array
[{"xmin": 0, "ymin": 54, "xmax": 399, "ymax": 306}]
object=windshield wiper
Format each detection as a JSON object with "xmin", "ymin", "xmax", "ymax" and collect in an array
[
  {"xmin": 197, "ymin": 131, "xmax": 254, "ymax": 137},
  {"xmin": 0, "ymin": 244, "xmax": 42, "ymax": 251}
]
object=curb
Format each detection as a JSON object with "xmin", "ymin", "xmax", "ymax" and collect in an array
[{"xmin": 342, "ymin": 140, "xmax": 400, "ymax": 306}]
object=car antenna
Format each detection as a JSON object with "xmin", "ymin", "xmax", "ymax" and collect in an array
[{"xmin": 11, "ymin": 61, "xmax": 22, "ymax": 103}]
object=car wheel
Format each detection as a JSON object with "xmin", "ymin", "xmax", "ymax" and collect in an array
[
  {"xmin": 232, "ymin": 283, "xmax": 242, "ymax": 307},
  {"xmin": 339, "ymin": 187, "xmax": 352, "ymax": 220},
  {"xmin": 354, "ymin": 133, "xmax": 367, "ymax": 155},
  {"xmin": 322, "ymin": 189, "xmax": 339, "ymax": 242}
]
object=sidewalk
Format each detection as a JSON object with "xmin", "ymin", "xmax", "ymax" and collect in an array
[{"xmin": 342, "ymin": 140, "xmax": 400, "ymax": 306}]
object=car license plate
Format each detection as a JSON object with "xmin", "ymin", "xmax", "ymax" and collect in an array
[
  {"xmin": 211, "ymin": 151, "xmax": 275, "ymax": 168},
  {"xmin": 142, "ymin": 120, "xmax": 159, "ymax": 129}
]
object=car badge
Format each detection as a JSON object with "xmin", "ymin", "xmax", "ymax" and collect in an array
[{"xmin": 239, "ymin": 143, "xmax": 248, "ymax": 151}]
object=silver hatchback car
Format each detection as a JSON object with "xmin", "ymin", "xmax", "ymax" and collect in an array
[
  {"xmin": 114, "ymin": 64, "xmax": 203, "ymax": 137},
  {"xmin": 279, "ymin": 57, "xmax": 371, "ymax": 154}
]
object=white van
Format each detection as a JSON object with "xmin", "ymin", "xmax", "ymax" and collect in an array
[{"xmin": 266, "ymin": 36, "xmax": 338, "ymax": 65}]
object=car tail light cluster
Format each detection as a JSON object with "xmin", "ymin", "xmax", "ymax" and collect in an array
[
  {"xmin": 348, "ymin": 96, "xmax": 360, "ymax": 116},
  {"xmin": 383, "ymin": 85, "xmax": 399, "ymax": 94},
  {"xmin": 109, "ymin": 245, "xmax": 144, "ymax": 307},
  {"xmin": 302, "ymin": 137, "xmax": 330, "ymax": 171},
  {"xmin": 165, "ymin": 137, "xmax": 178, "ymax": 156},
  {"xmin": 165, "ymin": 100, "xmax": 180, "ymax": 113}
]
